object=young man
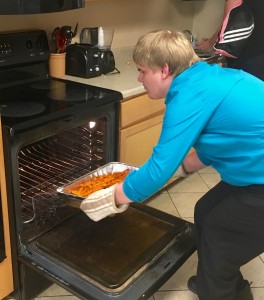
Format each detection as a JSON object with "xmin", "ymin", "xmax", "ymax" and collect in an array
[{"xmin": 81, "ymin": 30, "xmax": 264, "ymax": 299}]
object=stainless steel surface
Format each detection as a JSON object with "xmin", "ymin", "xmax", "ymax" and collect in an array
[
  {"xmin": 195, "ymin": 50, "xmax": 223, "ymax": 64},
  {"xmin": 194, "ymin": 49, "xmax": 212, "ymax": 58},
  {"xmin": 201, "ymin": 53, "xmax": 223, "ymax": 64}
]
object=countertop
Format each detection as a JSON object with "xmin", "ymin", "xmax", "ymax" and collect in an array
[
  {"xmin": 62, "ymin": 47, "xmax": 225, "ymax": 99},
  {"xmin": 64, "ymin": 47, "xmax": 145, "ymax": 99}
]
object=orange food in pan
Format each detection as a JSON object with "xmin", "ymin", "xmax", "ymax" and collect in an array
[{"xmin": 69, "ymin": 169, "xmax": 130, "ymax": 198}]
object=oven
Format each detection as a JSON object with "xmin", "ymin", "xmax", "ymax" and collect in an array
[{"xmin": 0, "ymin": 30, "xmax": 196, "ymax": 300}]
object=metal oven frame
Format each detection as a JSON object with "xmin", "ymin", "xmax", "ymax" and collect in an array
[
  {"xmin": 0, "ymin": 100, "xmax": 121, "ymax": 299},
  {"xmin": 0, "ymin": 98, "xmax": 196, "ymax": 300}
]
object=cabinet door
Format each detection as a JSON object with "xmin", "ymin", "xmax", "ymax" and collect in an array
[
  {"xmin": 120, "ymin": 94, "xmax": 165, "ymax": 128},
  {"xmin": 119, "ymin": 113, "xmax": 163, "ymax": 166},
  {"xmin": 0, "ymin": 120, "xmax": 14, "ymax": 299}
]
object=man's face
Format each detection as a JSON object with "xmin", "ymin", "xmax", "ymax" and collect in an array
[{"xmin": 137, "ymin": 64, "xmax": 167, "ymax": 99}]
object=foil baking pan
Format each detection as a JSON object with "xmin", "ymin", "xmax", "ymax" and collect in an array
[{"xmin": 57, "ymin": 162, "xmax": 138, "ymax": 205}]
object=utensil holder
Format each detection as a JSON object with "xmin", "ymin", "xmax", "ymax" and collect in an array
[{"xmin": 49, "ymin": 53, "xmax": 66, "ymax": 78}]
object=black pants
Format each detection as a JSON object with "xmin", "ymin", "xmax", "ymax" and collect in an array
[{"xmin": 194, "ymin": 181, "xmax": 264, "ymax": 300}]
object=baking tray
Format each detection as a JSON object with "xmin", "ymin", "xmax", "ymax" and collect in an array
[{"xmin": 57, "ymin": 162, "xmax": 138, "ymax": 204}]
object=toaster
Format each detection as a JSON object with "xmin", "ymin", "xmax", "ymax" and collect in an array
[{"xmin": 66, "ymin": 44, "xmax": 116, "ymax": 78}]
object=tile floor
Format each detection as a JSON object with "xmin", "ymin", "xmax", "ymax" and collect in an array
[{"xmin": 7, "ymin": 167, "xmax": 264, "ymax": 299}]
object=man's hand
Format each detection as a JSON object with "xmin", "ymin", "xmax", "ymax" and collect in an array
[
  {"xmin": 80, "ymin": 184, "xmax": 129, "ymax": 222},
  {"xmin": 196, "ymin": 38, "xmax": 214, "ymax": 51}
]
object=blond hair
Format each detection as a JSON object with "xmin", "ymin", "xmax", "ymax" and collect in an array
[{"xmin": 133, "ymin": 30, "xmax": 200, "ymax": 76}]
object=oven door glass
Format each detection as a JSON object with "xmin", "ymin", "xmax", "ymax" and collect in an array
[
  {"xmin": 24, "ymin": 203, "xmax": 195, "ymax": 299},
  {"xmin": 34, "ymin": 204, "xmax": 189, "ymax": 292}
]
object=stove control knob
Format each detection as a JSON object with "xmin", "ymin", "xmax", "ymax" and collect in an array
[
  {"xmin": 26, "ymin": 40, "xmax": 33, "ymax": 50},
  {"xmin": 36, "ymin": 37, "xmax": 44, "ymax": 50}
]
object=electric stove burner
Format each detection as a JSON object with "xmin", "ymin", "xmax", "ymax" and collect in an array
[
  {"xmin": 31, "ymin": 80, "xmax": 51, "ymax": 90},
  {"xmin": 31, "ymin": 79, "xmax": 97, "ymax": 102},
  {"xmin": 47, "ymin": 84, "xmax": 94, "ymax": 102},
  {"xmin": 0, "ymin": 102, "xmax": 46, "ymax": 117}
]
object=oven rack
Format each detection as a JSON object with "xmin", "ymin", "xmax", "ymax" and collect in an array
[{"xmin": 17, "ymin": 124, "xmax": 106, "ymax": 223}]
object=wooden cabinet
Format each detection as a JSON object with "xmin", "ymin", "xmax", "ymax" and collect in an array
[
  {"xmin": 119, "ymin": 93, "xmax": 165, "ymax": 167},
  {"xmin": 118, "ymin": 93, "xmax": 192, "ymax": 186},
  {"xmin": 0, "ymin": 121, "xmax": 14, "ymax": 299}
]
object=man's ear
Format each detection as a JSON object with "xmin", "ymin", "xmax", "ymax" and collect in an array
[{"xmin": 161, "ymin": 63, "xmax": 170, "ymax": 79}]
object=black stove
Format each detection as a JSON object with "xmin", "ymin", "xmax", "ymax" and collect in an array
[
  {"xmin": 0, "ymin": 77, "xmax": 122, "ymax": 128},
  {"xmin": 0, "ymin": 30, "xmax": 122, "ymax": 132}
]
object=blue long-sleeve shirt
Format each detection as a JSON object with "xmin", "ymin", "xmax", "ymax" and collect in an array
[{"xmin": 123, "ymin": 62, "xmax": 264, "ymax": 202}]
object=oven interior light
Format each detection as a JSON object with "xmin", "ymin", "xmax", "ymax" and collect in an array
[{"xmin": 89, "ymin": 121, "xmax": 96, "ymax": 128}]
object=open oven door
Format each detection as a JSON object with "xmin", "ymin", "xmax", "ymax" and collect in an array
[
  {"xmin": 20, "ymin": 202, "xmax": 196, "ymax": 300},
  {"xmin": 0, "ymin": 118, "xmax": 14, "ymax": 299}
]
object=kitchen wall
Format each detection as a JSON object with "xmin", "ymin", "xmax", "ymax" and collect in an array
[
  {"xmin": 0, "ymin": 0, "xmax": 224, "ymax": 49},
  {"xmin": 193, "ymin": 0, "xmax": 225, "ymax": 40}
]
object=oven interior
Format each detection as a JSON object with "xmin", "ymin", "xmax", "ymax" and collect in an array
[
  {"xmin": 33, "ymin": 204, "xmax": 190, "ymax": 293},
  {"xmin": 14, "ymin": 116, "xmax": 195, "ymax": 298},
  {"xmin": 18, "ymin": 118, "xmax": 109, "ymax": 241}
]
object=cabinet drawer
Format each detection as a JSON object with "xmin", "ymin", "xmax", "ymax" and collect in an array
[
  {"xmin": 120, "ymin": 94, "xmax": 165, "ymax": 128},
  {"xmin": 119, "ymin": 113, "xmax": 164, "ymax": 166}
]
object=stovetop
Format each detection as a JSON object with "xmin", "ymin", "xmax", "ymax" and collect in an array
[
  {"xmin": 0, "ymin": 30, "xmax": 122, "ymax": 133},
  {"xmin": 0, "ymin": 76, "xmax": 122, "ymax": 128}
]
